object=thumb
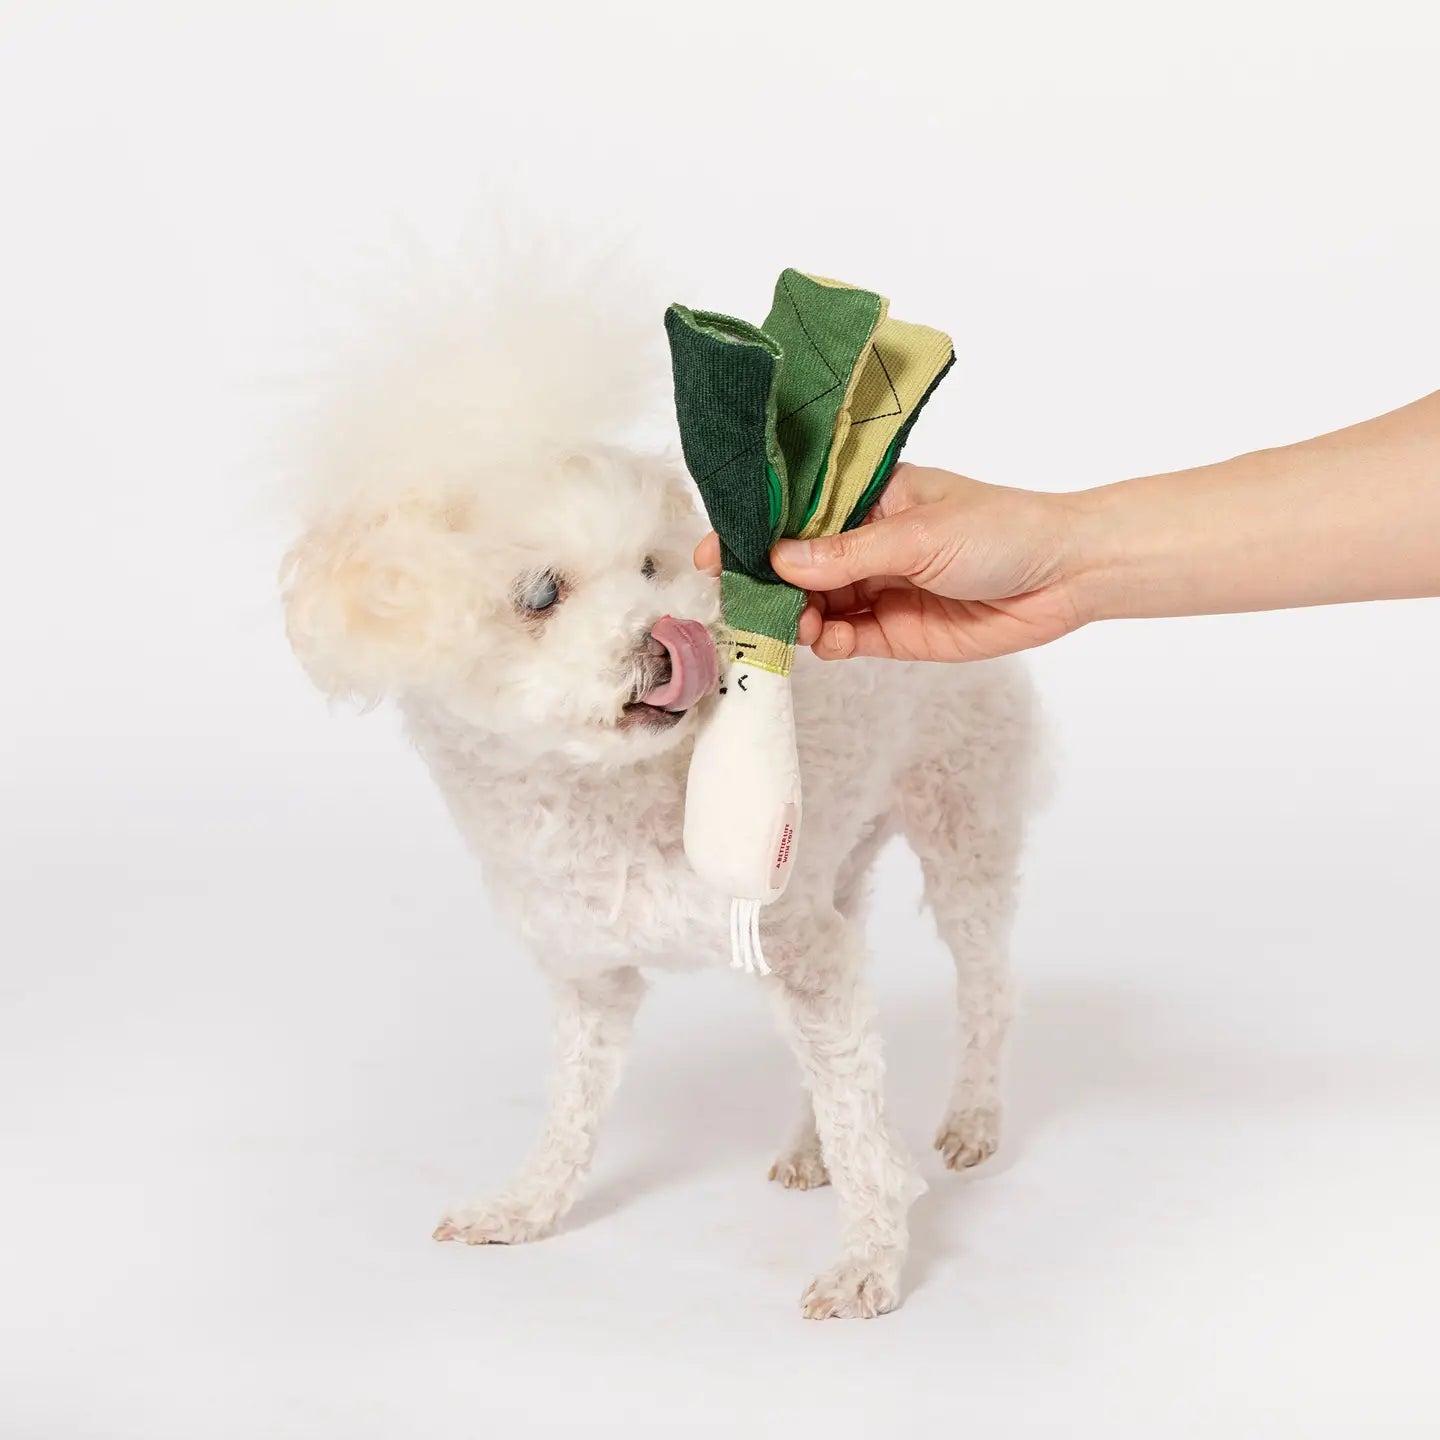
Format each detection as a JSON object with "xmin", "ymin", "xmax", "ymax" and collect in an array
[{"xmin": 771, "ymin": 513, "xmax": 931, "ymax": 590}]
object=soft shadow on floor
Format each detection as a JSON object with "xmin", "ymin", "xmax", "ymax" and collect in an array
[{"xmin": 559, "ymin": 971, "xmax": 1439, "ymax": 1278}]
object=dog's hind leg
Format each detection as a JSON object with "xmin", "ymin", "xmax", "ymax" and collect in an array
[
  {"xmin": 434, "ymin": 966, "xmax": 645, "ymax": 1245},
  {"xmin": 769, "ymin": 912, "xmax": 921, "ymax": 1318},
  {"xmin": 833, "ymin": 812, "xmax": 893, "ymax": 922},
  {"xmin": 767, "ymin": 1100, "xmax": 830, "ymax": 1190},
  {"xmin": 900, "ymin": 688, "xmax": 1033, "ymax": 1172}
]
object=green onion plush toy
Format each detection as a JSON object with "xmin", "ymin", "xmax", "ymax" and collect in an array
[{"xmin": 665, "ymin": 270, "xmax": 954, "ymax": 973}]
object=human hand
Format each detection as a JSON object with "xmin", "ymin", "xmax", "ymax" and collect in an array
[{"xmin": 692, "ymin": 464, "xmax": 1087, "ymax": 662}]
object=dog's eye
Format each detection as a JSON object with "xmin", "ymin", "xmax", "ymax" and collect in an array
[
  {"xmin": 641, "ymin": 555, "xmax": 657, "ymax": 579},
  {"xmin": 517, "ymin": 570, "xmax": 561, "ymax": 614}
]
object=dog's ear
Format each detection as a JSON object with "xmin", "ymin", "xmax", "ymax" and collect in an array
[{"xmin": 280, "ymin": 510, "xmax": 473, "ymax": 704}]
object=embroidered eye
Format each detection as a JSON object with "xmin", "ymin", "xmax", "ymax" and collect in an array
[
  {"xmin": 641, "ymin": 555, "xmax": 658, "ymax": 579},
  {"xmin": 518, "ymin": 570, "xmax": 561, "ymax": 614}
]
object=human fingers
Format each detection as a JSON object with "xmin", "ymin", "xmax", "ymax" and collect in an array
[
  {"xmin": 693, "ymin": 531, "xmax": 721, "ymax": 576},
  {"xmin": 772, "ymin": 509, "xmax": 940, "ymax": 592}
]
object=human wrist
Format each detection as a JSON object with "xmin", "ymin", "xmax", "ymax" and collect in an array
[
  {"xmin": 1051, "ymin": 483, "xmax": 1130, "ymax": 626},
  {"xmin": 1060, "ymin": 464, "xmax": 1231, "ymax": 623}
]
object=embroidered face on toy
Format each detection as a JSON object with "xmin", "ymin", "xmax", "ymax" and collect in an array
[{"xmin": 284, "ymin": 447, "xmax": 720, "ymax": 764}]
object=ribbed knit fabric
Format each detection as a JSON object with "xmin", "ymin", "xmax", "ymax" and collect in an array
[
  {"xmin": 663, "ymin": 306, "xmax": 787, "ymax": 583},
  {"xmin": 841, "ymin": 351, "xmax": 955, "ymax": 532},
  {"xmin": 762, "ymin": 270, "xmax": 886, "ymax": 531},
  {"xmin": 665, "ymin": 270, "xmax": 954, "ymax": 675},
  {"xmin": 719, "ymin": 572, "xmax": 807, "ymax": 669},
  {"xmin": 800, "ymin": 313, "xmax": 955, "ymax": 537}
]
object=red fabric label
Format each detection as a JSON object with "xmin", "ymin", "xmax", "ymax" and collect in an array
[{"xmin": 770, "ymin": 804, "xmax": 798, "ymax": 891}]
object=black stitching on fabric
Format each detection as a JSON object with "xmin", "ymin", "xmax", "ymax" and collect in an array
[
  {"xmin": 693, "ymin": 288, "xmax": 888, "ymax": 480},
  {"xmin": 778, "ymin": 381, "xmax": 840, "ymax": 424},
  {"xmin": 780, "ymin": 273, "xmax": 840, "ymax": 382},
  {"xmin": 692, "ymin": 380, "xmax": 845, "ymax": 483},
  {"xmin": 849, "ymin": 344, "xmax": 903, "ymax": 424},
  {"xmin": 694, "ymin": 440, "xmax": 764, "ymax": 483}
]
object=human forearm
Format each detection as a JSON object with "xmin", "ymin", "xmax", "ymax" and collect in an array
[
  {"xmin": 717, "ymin": 389, "xmax": 1440, "ymax": 664},
  {"xmin": 1068, "ymin": 391, "xmax": 1440, "ymax": 622}
]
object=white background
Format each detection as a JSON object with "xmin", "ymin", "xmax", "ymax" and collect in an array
[{"xmin": 3, "ymin": 3, "xmax": 1439, "ymax": 1436}]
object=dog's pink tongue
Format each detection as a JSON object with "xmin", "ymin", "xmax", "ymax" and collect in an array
[{"xmin": 644, "ymin": 616, "xmax": 719, "ymax": 712}]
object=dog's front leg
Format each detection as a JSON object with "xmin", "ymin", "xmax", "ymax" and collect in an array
[
  {"xmin": 434, "ymin": 966, "xmax": 645, "ymax": 1246},
  {"xmin": 769, "ymin": 917, "xmax": 922, "ymax": 1319}
]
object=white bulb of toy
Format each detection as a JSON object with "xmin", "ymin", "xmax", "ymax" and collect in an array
[{"xmin": 684, "ymin": 660, "xmax": 800, "ymax": 976}]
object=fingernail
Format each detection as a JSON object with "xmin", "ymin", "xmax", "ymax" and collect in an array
[
  {"xmin": 817, "ymin": 620, "xmax": 852, "ymax": 659},
  {"xmin": 774, "ymin": 539, "xmax": 812, "ymax": 568}
]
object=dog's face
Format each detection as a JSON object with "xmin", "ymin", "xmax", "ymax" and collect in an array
[{"xmin": 283, "ymin": 447, "xmax": 722, "ymax": 766}]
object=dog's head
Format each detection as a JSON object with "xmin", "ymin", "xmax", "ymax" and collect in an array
[
  {"xmin": 280, "ymin": 254, "xmax": 721, "ymax": 765},
  {"xmin": 282, "ymin": 448, "xmax": 719, "ymax": 764}
]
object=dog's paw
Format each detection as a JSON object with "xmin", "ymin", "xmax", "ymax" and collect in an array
[
  {"xmin": 768, "ymin": 1141, "xmax": 830, "ymax": 1191},
  {"xmin": 800, "ymin": 1261, "xmax": 899, "ymax": 1321},
  {"xmin": 934, "ymin": 1105, "xmax": 1001, "ymax": 1171},
  {"xmin": 432, "ymin": 1200, "xmax": 554, "ymax": 1246}
]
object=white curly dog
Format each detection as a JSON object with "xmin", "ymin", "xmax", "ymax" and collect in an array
[{"xmin": 281, "ymin": 257, "xmax": 1039, "ymax": 1319}]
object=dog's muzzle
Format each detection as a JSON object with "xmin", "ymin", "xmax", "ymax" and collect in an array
[{"xmin": 640, "ymin": 617, "xmax": 719, "ymax": 712}]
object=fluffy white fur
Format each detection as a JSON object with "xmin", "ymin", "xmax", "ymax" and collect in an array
[{"xmin": 282, "ymin": 254, "xmax": 1039, "ymax": 1319}]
